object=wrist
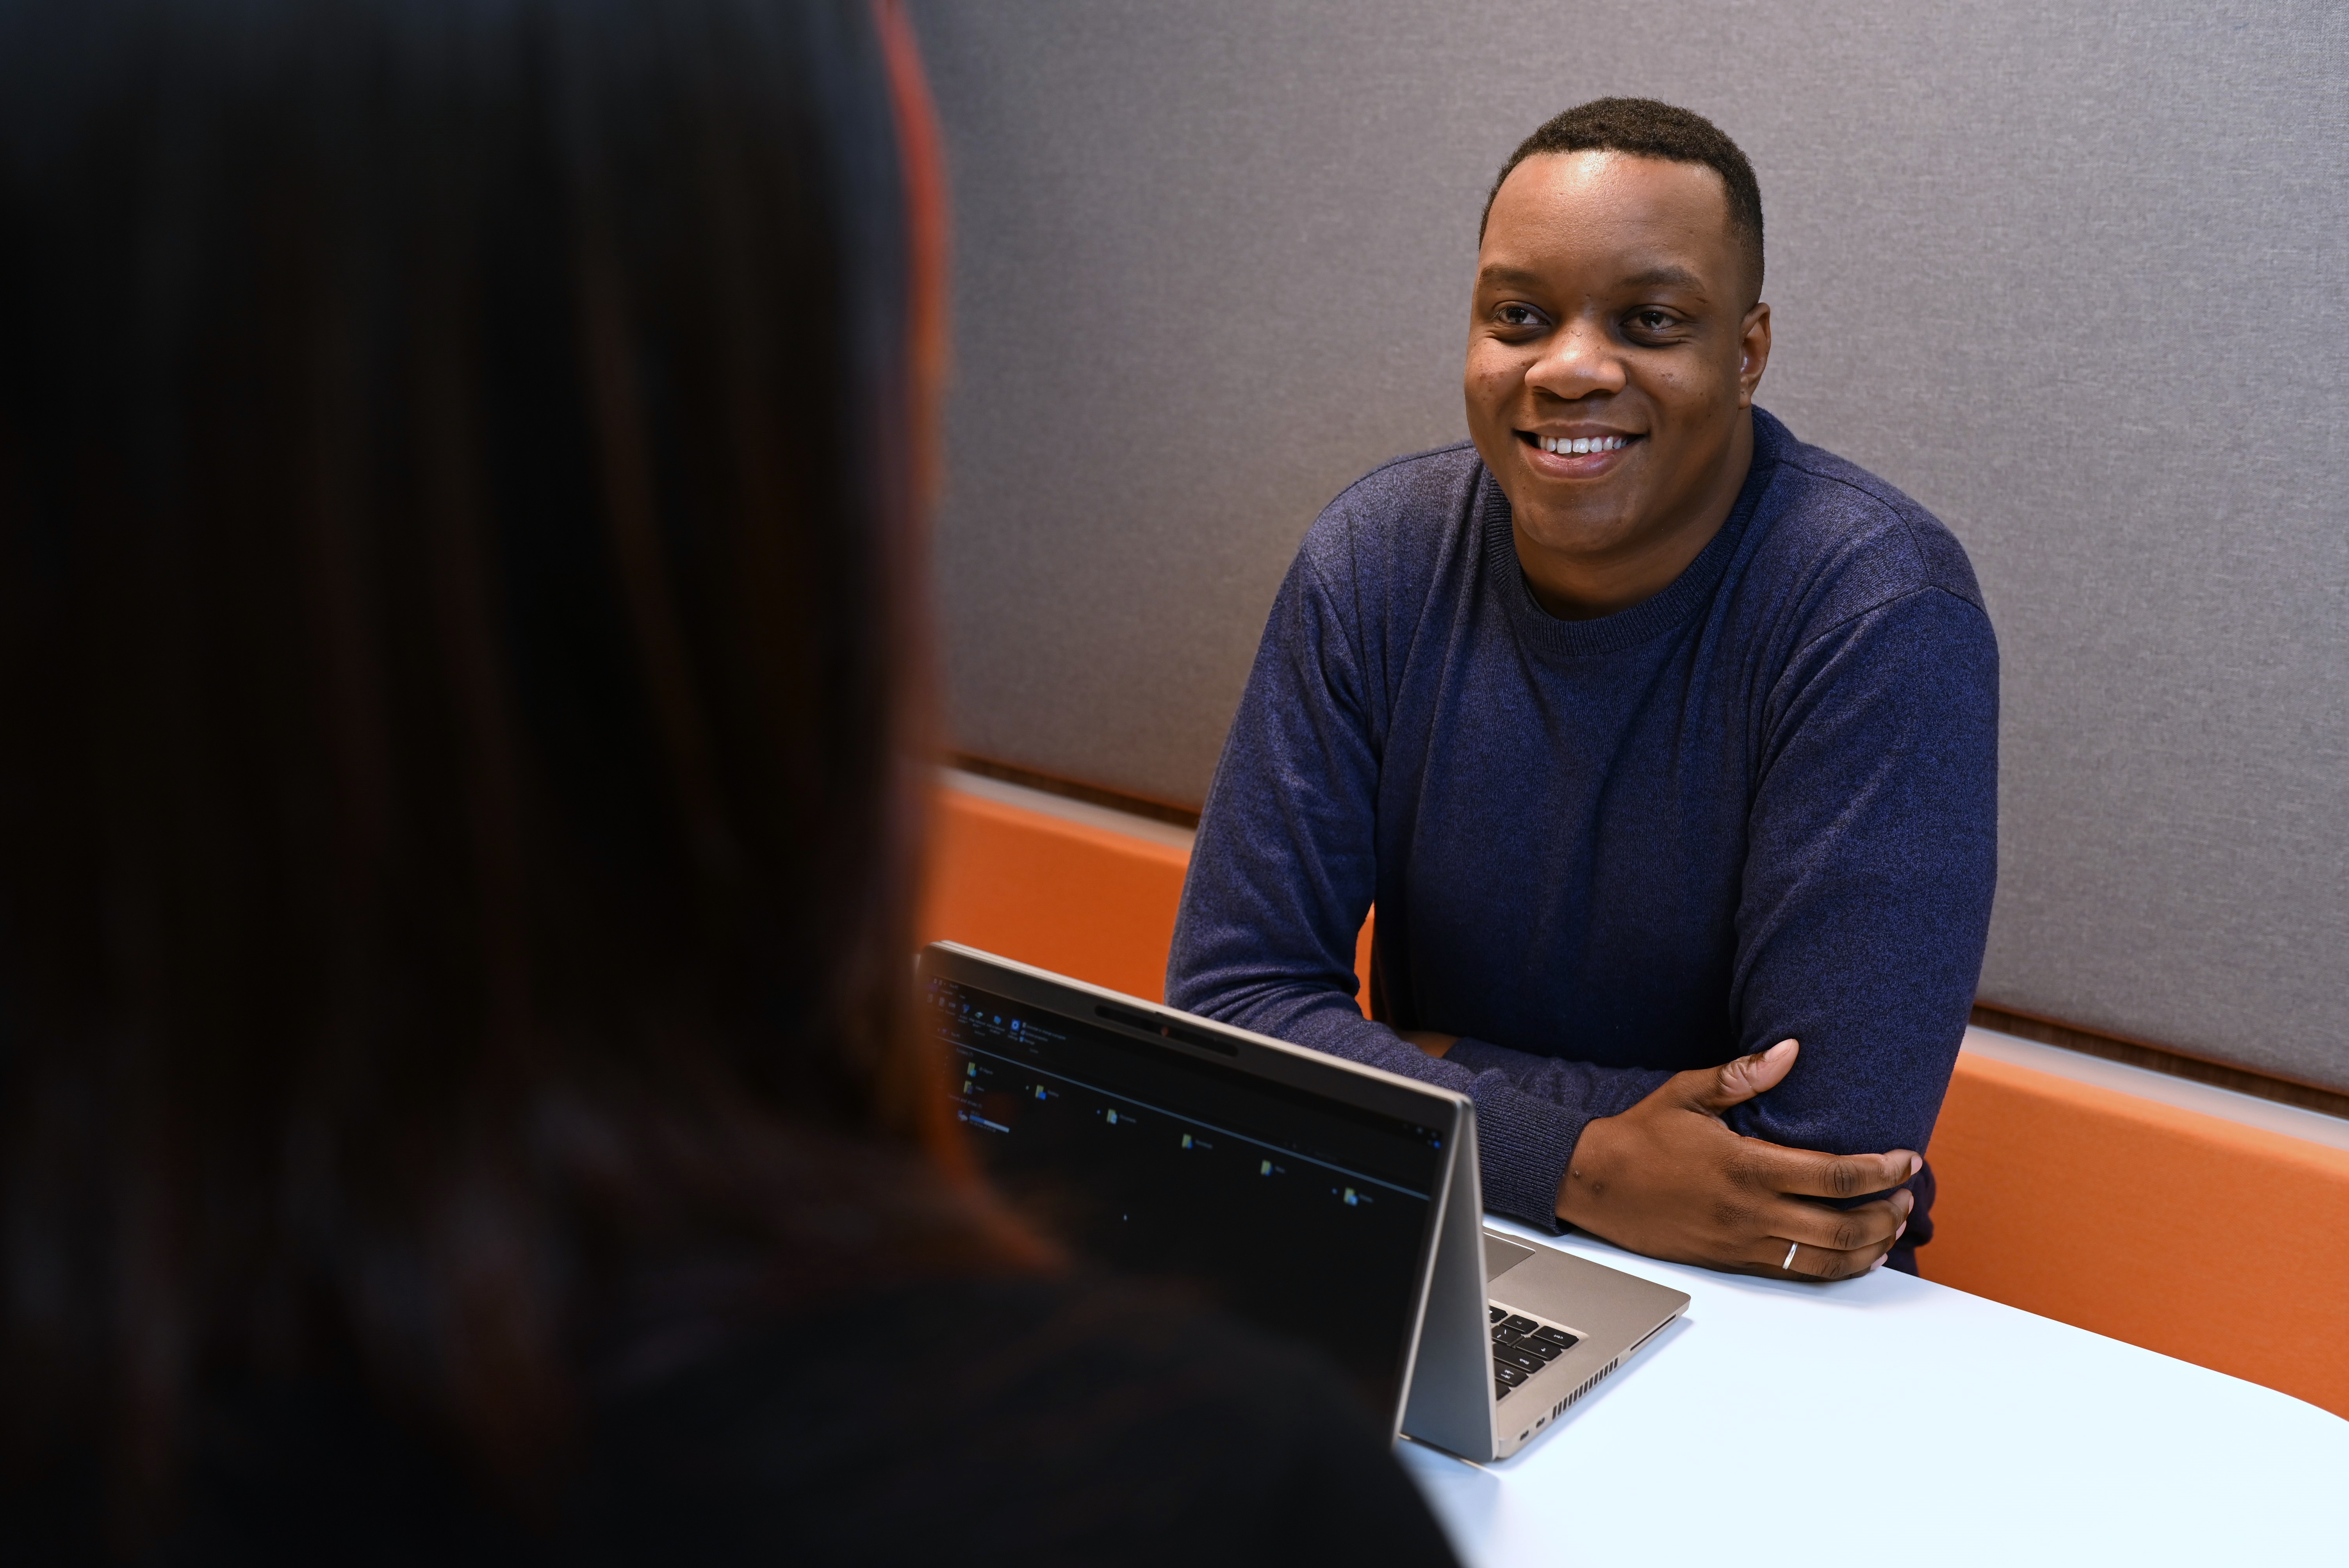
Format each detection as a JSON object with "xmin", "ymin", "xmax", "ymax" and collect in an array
[{"xmin": 1554, "ymin": 1112, "xmax": 1620, "ymax": 1226}]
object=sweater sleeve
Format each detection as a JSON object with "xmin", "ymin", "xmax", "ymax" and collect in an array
[
  {"xmin": 1724, "ymin": 584, "xmax": 1999, "ymax": 1230},
  {"xmin": 1166, "ymin": 541, "xmax": 1663, "ymax": 1231}
]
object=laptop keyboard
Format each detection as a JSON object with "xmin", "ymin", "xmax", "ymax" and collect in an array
[{"xmin": 1489, "ymin": 1306, "xmax": 1581, "ymax": 1400}]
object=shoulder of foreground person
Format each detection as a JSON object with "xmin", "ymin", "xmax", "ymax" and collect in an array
[
  {"xmin": 576, "ymin": 1274, "xmax": 1461, "ymax": 1568},
  {"xmin": 18, "ymin": 1277, "xmax": 1457, "ymax": 1568}
]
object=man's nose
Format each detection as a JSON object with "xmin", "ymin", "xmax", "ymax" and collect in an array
[{"xmin": 1527, "ymin": 315, "xmax": 1626, "ymax": 400}]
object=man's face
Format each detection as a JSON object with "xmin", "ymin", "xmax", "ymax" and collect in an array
[{"xmin": 1464, "ymin": 152, "xmax": 1768, "ymax": 593}]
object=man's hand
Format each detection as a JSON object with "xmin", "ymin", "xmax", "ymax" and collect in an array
[{"xmin": 1556, "ymin": 1040, "xmax": 1918, "ymax": 1281}]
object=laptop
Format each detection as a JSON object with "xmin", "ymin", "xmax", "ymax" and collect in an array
[{"xmin": 920, "ymin": 943, "xmax": 1689, "ymax": 1462}]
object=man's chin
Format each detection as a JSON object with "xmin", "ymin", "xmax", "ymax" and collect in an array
[{"xmin": 1508, "ymin": 506, "xmax": 1644, "ymax": 563}]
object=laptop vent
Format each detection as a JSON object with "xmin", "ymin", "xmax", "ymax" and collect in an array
[{"xmin": 1551, "ymin": 1356, "xmax": 1621, "ymax": 1422}]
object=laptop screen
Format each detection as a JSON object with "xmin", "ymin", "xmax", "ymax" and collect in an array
[{"xmin": 928, "ymin": 974, "xmax": 1447, "ymax": 1419}]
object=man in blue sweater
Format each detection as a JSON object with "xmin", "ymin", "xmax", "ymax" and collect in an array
[{"xmin": 1166, "ymin": 100, "xmax": 1997, "ymax": 1279}]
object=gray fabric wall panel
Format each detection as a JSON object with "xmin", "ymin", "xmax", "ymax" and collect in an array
[{"xmin": 912, "ymin": 2, "xmax": 2349, "ymax": 1090}]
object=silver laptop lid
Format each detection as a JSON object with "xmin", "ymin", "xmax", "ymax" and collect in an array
[
  {"xmin": 920, "ymin": 943, "xmax": 1470, "ymax": 1434},
  {"xmin": 1403, "ymin": 1110, "xmax": 1691, "ymax": 1464}
]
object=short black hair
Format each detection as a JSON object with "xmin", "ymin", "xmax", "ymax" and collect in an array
[{"xmin": 1480, "ymin": 98, "xmax": 1765, "ymax": 301}]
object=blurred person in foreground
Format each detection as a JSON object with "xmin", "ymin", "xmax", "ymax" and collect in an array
[{"xmin": 0, "ymin": 1, "xmax": 1459, "ymax": 1562}]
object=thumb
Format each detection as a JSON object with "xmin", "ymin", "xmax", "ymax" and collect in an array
[{"xmin": 1681, "ymin": 1039, "xmax": 1797, "ymax": 1116}]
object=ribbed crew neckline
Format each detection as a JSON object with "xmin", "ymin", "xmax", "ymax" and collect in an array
[{"xmin": 1483, "ymin": 409, "xmax": 1785, "ymax": 659}]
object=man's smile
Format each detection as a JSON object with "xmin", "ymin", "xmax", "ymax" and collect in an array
[{"xmin": 1515, "ymin": 426, "xmax": 1642, "ymax": 476}]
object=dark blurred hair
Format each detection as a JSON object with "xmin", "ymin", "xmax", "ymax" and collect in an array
[
  {"xmin": 0, "ymin": 0, "xmax": 1028, "ymax": 1504},
  {"xmin": 1481, "ymin": 98, "xmax": 1765, "ymax": 302}
]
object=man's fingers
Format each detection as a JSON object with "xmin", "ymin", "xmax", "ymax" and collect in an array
[
  {"xmin": 1757, "ymin": 1232, "xmax": 1899, "ymax": 1282},
  {"xmin": 1677, "ymin": 1039, "xmax": 1798, "ymax": 1115},
  {"xmin": 1754, "ymin": 1144, "xmax": 1923, "ymax": 1201},
  {"xmin": 1764, "ymin": 1192, "xmax": 1912, "ymax": 1254}
]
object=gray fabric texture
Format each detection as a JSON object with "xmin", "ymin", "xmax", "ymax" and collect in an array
[{"xmin": 909, "ymin": 0, "xmax": 2349, "ymax": 1092}]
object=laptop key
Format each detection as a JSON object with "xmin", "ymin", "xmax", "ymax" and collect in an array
[
  {"xmin": 1495, "ymin": 1380, "xmax": 1515, "ymax": 1400},
  {"xmin": 1501, "ymin": 1314, "xmax": 1538, "ymax": 1335},
  {"xmin": 1494, "ymin": 1362, "xmax": 1527, "ymax": 1386},
  {"xmin": 1517, "ymin": 1336, "xmax": 1563, "ymax": 1361},
  {"xmin": 1488, "ymin": 1307, "xmax": 1506, "ymax": 1325},
  {"xmin": 1494, "ymin": 1344, "xmax": 1545, "ymax": 1376},
  {"xmin": 1533, "ymin": 1327, "xmax": 1580, "ymax": 1352}
]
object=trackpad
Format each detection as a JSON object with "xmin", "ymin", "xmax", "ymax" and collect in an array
[{"xmin": 1482, "ymin": 1232, "xmax": 1536, "ymax": 1282}]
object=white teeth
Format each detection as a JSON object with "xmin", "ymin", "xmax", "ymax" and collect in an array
[{"xmin": 1539, "ymin": 435, "xmax": 1625, "ymax": 455}]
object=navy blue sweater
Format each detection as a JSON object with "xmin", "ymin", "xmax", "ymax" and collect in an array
[{"xmin": 1166, "ymin": 410, "xmax": 1997, "ymax": 1244}]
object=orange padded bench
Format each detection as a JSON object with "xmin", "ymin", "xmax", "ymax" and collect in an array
[{"xmin": 920, "ymin": 780, "xmax": 2349, "ymax": 1418}]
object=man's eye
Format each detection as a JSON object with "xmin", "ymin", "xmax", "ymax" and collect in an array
[
  {"xmin": 1496, "ymin": 304, "xmax": 1546, "ymax": 329},
  {"xmin": 1630, "ymin": 310, "xmax": 1676, "ymax": 333}
]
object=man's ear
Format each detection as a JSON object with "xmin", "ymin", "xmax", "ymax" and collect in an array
[{"xmin": 1736, "ymin": 301, "xmax": 1772, "ymax": 408}]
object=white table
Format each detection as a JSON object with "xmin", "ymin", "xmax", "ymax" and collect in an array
[{"xmin": 1396, "ymin": 1220, "xmax": 2349, "ymax": 1566}]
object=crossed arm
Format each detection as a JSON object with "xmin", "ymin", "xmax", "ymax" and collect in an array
[
  {"xmin": 1404, "ymin": 1032, "xmax": 1917, "ymax": 1280},
  {"xmin": 1167, "ymin": 552, "xmax": 1995, "ymax": 1281}
]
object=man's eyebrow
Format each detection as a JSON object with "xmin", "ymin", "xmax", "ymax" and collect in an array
[{"xmin": 1474, "ymin": 264, "xmax": 1551, "ymax": 289}]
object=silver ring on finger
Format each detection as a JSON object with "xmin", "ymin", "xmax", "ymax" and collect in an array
[{"xmin": 1781, "ymin": 1240, "xmax": 1798, "ymax": 1272}]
